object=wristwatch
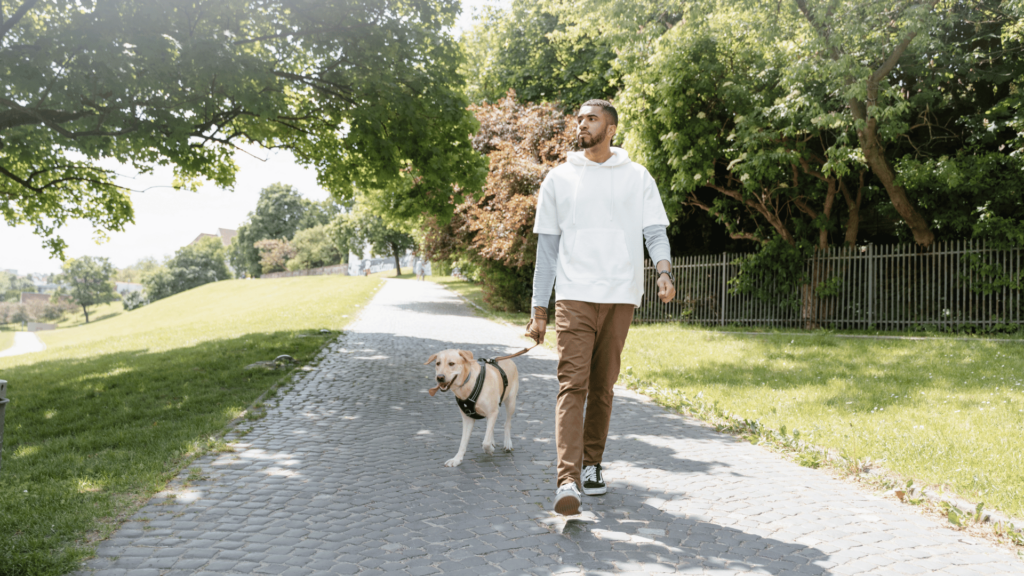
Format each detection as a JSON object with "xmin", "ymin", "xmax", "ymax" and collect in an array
[{"xmin": 658, "ymin": 270, "xmax": 674, "ymax": 281}]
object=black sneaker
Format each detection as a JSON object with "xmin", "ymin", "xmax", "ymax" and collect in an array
[{"xmin": 582, "ymin": 464, "xmax": 606, "ymax": 496}]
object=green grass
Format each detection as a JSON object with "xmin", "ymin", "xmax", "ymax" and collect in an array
[
  {"xmin": 428, "ymin": 276, "xmax": 556, "ymax": 347},
  {"xmin": 55, "ymin": 301, "xmax": 125, "ymax": 328},
  {"xmin": 0, "ymin": 275, "xmax": 383, "ymax": 576},
  {"xmin": 621, "ymin": 324, "xmax": 1024, "ymax": 517},
  {"xmin": 0, "ymin": 332, "xmax": 13, "ymax": 353}
]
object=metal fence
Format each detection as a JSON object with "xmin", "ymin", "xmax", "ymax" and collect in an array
[
  {"xmin": 635, "ymin": 240, "xmax": 1024, "ymax": 330},
  {"xmin": 261, "ymin": 264, "xmax": 348, "ymax": 279}
]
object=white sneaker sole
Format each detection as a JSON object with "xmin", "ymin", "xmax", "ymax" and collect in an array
[
  {"xmin": 583, "ymin": 485, "xmax": 606, "ymax": 496},
  {"xmin": 554, "ymin": 493, "xmax": 580, "ymax": 515}
]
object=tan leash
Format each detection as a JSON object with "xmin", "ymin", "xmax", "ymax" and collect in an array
[{"xmin": 493, "ymin": 341, "xmax": 541, "ymax": 362}]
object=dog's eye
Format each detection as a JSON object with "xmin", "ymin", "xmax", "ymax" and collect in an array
[{"xmin": 448, "ymin": 362, "xmax": 455, "ymax": 366}]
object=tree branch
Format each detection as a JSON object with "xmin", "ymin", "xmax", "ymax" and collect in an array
[{"xmin": 0, "ymin": 0, "xmax": 42, "ymax": 40}]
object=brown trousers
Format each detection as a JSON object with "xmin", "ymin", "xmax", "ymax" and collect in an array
[{"xmin": 554, "ymin": 300, "xmax": 634, "ymax": 488}]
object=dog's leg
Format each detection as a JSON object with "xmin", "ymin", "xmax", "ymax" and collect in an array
[
  {"xmin": 481, "ymin": 412, "xmax": 499, "ymax": 455},
  {"xmin": 445, "ymin": 412, "xmax": 474, "ymax": 467},
  {"xmin": 502, "ymin": 391, "xmax": 516, "ymax": 452}
]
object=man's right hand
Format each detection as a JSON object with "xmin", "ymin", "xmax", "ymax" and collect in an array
[{"xmin": 525, "ymin": 306, "xmax": 548, "ymax": 344}]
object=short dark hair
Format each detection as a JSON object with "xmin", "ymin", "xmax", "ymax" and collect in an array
[{"xmin": 581, "ymin": 99, "xmax": 618, "ymax": 126}]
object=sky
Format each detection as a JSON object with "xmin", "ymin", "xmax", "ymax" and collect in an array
[{"xmin": 1, "ymin": 0, "xmax": 509, "ymax": 276}]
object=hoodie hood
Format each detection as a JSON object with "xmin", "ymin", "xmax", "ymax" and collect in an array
[{"xmin": 567, "ymin": 147, "xmax": 631, "ymax": 167}]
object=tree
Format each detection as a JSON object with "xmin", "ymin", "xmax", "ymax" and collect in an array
[
  {"xmin": 0, "ymin": 271, "xmax": 36, "ymax": 302},
  {"xmin": 461, "ymin": 1, "xmax": 617, "ymax": 111},
  {"xmin": 420, "ymin": 92, "xmax": 576, "ymax": 310},
  {"xmin": 230, "ymin": 184, "xmax": 314, "ymax": 277},
  {"xmin": 254, "ymin": 239, "xmax": 297, "ymax": 274},
  {"xmin": 617, "ymin": 0, "xmax": 1024, "ymax": 249},
  {"xmin": 3, "ymin": 0, "xmax": 486, "ymax": 258},
  {"xmin": 115, "ymin": 257, "xmax": 164, "ymax": 283},
  {"xmin": 56, "ymin": 256, "xmax": 117, "ymax": 323},
  {"xmin": 288, "ymin": 224, "xmax": 343, "ymax": 271},
  {"xmin": 143, "ymin": 236, "xmax": 232, "ymax": 301},
  {"xmin": 332, "ymin": 204, "xmax": 416, "ymax": 275}
]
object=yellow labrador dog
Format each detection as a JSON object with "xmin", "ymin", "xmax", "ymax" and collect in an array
[{"xmin": 425, "ymin": 349, "xmax": 520, "ymax": 467}]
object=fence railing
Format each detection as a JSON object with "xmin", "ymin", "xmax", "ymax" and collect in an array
[
  {"xmin": 635, "ymin": 241, "xmax": 1023, "ymax": 330},
  {"xmin": 261, "ymin": 264, "xmax": 348, "ymax": 279}
]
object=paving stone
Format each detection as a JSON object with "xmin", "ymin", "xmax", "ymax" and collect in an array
[{"xmin": 76, "ymin": 279, "xmax": 1024, "ymax": 575}]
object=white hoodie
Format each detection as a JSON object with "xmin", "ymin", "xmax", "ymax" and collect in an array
[{"xmin": 533, "ymin": 147, "xmax": 669, "ymax": 307}]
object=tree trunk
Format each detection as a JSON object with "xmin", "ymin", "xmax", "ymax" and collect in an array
[
  {"xmin": 392, "ymin": 245, "xmax": 402, "ymax": 276},
  {"xmin": 819, "ymin": 179, "xmax": 838, "ymax": 251},
  {"xmin": 840, "ymin": 174, "xmax": 864, "ymax": 247},
  {"xmin": 849, "ymin": 101, "xmax": 934, "ymax": 246},
  {"xmin": 82, "ymin": 303, "xmax": 90, "ymax": 323}
]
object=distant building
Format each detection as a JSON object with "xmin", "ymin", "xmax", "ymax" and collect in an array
[
  {"xmin": 115, "ymin": 282, "xmax": 144, "ymax": 295},
  {"xmin": 29, "ymin": 272, "xmax": 60, "ymax": 294},
  {"xmin": 20, "ymin": 292, "xmax": 50, "ymax": 305},
  {"xmin": 188, "ymin": 228, "xmax": 238, "ymax": 248}
]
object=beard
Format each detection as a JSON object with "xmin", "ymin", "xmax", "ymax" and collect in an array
[{"xmin": 578, "ymin": 127, "xmax": 607, "ymax": 149}]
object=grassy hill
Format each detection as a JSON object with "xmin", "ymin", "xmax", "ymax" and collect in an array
[{"xmin": 0, "ymin": 275, "xmax": 383, "ymax": 576}]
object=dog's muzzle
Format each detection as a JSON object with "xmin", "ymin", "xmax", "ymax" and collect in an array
[{"xmin": 436, "ymin": 375, "xmax": 453, "ymax": 392}]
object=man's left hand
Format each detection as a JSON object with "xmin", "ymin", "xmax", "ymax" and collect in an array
[{"xmin": 657, "ymin": 273, "xmax": 675, "ymax": 303}]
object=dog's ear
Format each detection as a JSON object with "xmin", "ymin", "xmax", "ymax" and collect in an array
[
  {"xmin": 423, "ymin": 354, "xmax": 437, "ymax": 366},
  {"xmin": 458, "ymin": 350, "xmax": 474, "ymax": 364}
]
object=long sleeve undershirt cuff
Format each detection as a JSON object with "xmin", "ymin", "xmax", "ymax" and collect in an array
[
  {"xmin": 643, "ymin": 225, "xmax": 671, "ymax": 266},
  {"xmin": 531, "ymin": 234, "xmax": 559, "ymax": 312}
]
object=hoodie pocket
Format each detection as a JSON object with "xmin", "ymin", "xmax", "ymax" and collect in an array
[{"xmin": 565, "ymin": 228, "xmax": 633, "ymax": 283}]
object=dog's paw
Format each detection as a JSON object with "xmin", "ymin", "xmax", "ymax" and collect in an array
[
  {"xmin": 482, "ymin": 442, "xmax": 494, "ymax": 455},
  {"xmin": 503, "ymin": 441, "xmax": 514, "ymax": 452},
  {"xmin": 444, "ymin": 458, "xmax": 462, "ymax": 467}
]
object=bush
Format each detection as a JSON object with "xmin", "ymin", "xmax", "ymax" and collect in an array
[
  {"xmin": 122, "ymin": 291, "xmax": 148, "ymax": 311},
  {"xmin": 254, "ymin": 238, "xmax": 296, "ymax": 274},
  {"xmin": 287, "ymin": 224, "xmax": 342, "ymax": 271},
  {"xmin": 479, "ymin": 262, "xmax": 532, "ymax": 312}
]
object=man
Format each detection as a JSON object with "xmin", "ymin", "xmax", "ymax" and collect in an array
[{"xmin": 526, "ymin": 99, "xmax": 675, "ymax": 516}]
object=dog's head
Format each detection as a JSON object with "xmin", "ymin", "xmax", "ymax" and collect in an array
[{"xmin": 424, "ymin": 349, "xmax": 474, "ymax": 396}]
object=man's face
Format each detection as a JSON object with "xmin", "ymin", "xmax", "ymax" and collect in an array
[{"xmin": 576, "ymin": 105, "xmax": 615, "ymax": 149}]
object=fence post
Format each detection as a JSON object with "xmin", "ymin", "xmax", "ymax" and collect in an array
[
  {"xmin": 867, "ymin": 245, "xmax": 874, "ymax": 329},
  {"xmin": 0, "ymin": 380, "xmax": 8, "ymax": 474},
  {"xmin": 720, "ymin": 252, "xmax": 727, "ymax": 326}
]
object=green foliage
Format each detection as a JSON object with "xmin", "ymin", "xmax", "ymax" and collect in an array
[
  {"xmin": 897, "ymin": 152, "xmax": 1024, "ymax": 248},
  {"xmin": 478, "ymin": 261, "xmax": 532, "ymax": 312},
  {"xmin": 288, "ymin": 224, "xmax": 343, "ymax": 271},
  {"xmin": 121, "ymin": 290, "xmax": 148, "ymax": 312},
  {"xmin": 0, "ymin": 272, "xmax": 36, "ymax": 302},
  {"xmin": 143, "ymin": 237, "xmax": 232, "ymax": 301},
  {"xmin": 55, "ymin": 256, "xmax": 118, "ymax": 323},
  {"xmin": 331, "ymin": 202, "xmax": 416, "ymax": 274},
  {"xmin": 230, "ymin": 184, "xmax": 313, "ymax": 278},
  {"xmin": 253, "ymin": 239, "xmax": 297, "ymax": 275},
  {"xmin": 114, "ymin": 258, "xmax": 164, "ymax": 284},
  {"xmin": 461, "ymin": 0, "xmax": 617, "ymax": 111},
  {"xmin": 2, "ymin": 0, "xmax": 485, "ymax": 258},
  {"xmin": 729, "ymin": 237, "xmax": 809, "ymax": 310}
]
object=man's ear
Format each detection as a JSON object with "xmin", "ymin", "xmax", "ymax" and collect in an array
[
  {"xmin": 423, "ymin": 354, "xmax": 437, "ymax": 366},
  {"xmin": 458, "ymin": 350, "xmax": 474, "ymax": 364}
]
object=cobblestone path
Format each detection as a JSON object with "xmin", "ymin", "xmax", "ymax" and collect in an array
[{"xmin": 77, "ymin": 279, "xmax": 1024, "ymax": 575}]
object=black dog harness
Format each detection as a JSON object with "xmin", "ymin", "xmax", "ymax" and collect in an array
[{"xmin": 456, "ymin": 359, "xmax": 509, "ymax": 420}]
